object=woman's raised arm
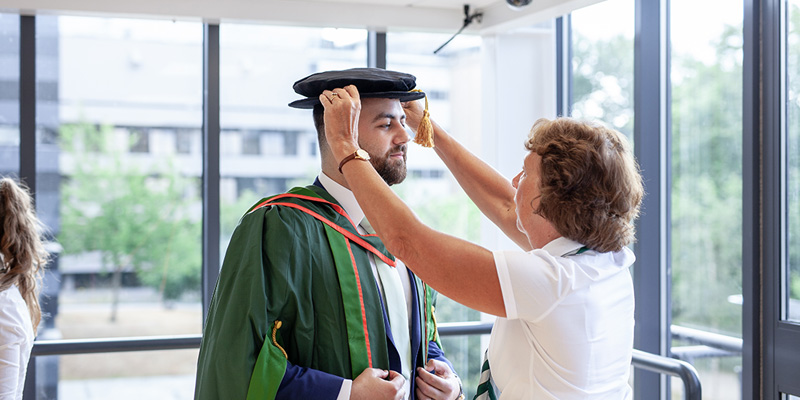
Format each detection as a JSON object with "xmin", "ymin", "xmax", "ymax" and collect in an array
[{"xmin": 403, "ymin": 100, "xmax": 531, "ymax": 251}]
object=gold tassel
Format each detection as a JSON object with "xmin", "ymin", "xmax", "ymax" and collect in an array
[
  {"xmin": 272, "ymin": 320, "xmax": 288, "ymax": 359},
  {"xmin": 409, "ymin": 89, "xmax": 434, "ymax": 148},
  {"xmin": 431, "ymin": 304, "xmax": 439, "ymax": 342}
]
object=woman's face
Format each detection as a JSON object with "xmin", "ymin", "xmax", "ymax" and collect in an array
[{"xmin": 511, "ymin": 152, "xmax": 545, "ymax": 238}]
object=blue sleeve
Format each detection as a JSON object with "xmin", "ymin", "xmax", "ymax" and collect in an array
[
  {"xmin": 276, "ymin": 361, "xmax": 345, "ymax": 400},
  {"xmin": 427, "ymin": 341, "xmax": 457, "ymax": 375}
]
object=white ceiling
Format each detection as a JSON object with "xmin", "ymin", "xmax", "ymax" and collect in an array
[{"xmin": 0, "ymin": 0, "xmax": 603, "ymax": 34}]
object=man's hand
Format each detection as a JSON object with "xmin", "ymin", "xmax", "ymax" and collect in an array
[
  {"xmin": 351, "ymin": 368, "xmax": 407, "ymax": 400},
  {"xmin": 401, "ymin": 98, "xmax": 425, "ymax": 135},
  {"xmin": 415, "ymin": 359, "xmax": 462, "ymax": 400},
  {"xmin": 319, "ymin": 85, "xmax": 361, "ymax": 161}
]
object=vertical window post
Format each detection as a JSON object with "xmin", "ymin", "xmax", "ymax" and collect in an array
[
  {"xmin": 202, "ymin": 23, "xmax": 221, "ymax": 326},
  {"xmin": 20, "ymin": 15, "xmax": 35, "ymax": 200},
  {"xmin": 633, "ymin": 0, "xmax": 670, "ymax": 398},
  {"xmin": 368, "ymin": 31, "xmax": 386, "ymax": 69}
]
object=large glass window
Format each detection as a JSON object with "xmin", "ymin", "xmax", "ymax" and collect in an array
[
  {"xmin": 219, "ymin": 24, "xmax": 367, "ymax": 258},
  {"xmin": 0, "ymin": 13, "xmax": 19, "ymax": 178},
  {"xmin": 40, "ymin": 352, "xmax": 197, "ymax": 399},
  {"xmin": 35, "ymin": 16, "xmax": 203, "ymax": 397},
  {"xmin": 387, "ymin": 31, "xmax": 483, "ymax": 398},
  {"xmin": 785, "ymin": 0, "xmax": 800, "ymax": 323},
  {"xmin": 571, "ymin": 0, "xmax": 634, "ymax": 138},
  {"xmin": 670, "ymin": 1, "xmax": 743, "ymax": 399}
]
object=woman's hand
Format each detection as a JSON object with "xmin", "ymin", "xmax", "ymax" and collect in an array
[
  {"xmin": 319, "ymin": 85, "xmax": 361, "ymax": 160},
  {"xmin": 401, "ymin": 98, "xmax": 425, "ymax": 135}
]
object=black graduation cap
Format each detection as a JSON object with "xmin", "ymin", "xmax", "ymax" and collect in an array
[{"xmin": 288, "ymin": 67, "xmax": 426, "ymax": 109}]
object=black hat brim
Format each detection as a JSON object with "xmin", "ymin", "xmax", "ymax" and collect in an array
[{"xmin": 288, "ymin": 91, "xmax": 425, "ymax": 109}]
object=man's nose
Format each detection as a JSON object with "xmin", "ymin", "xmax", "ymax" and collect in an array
[{"xmin": 393, "ymin": 125, "xmax": 410, "ymax": 144}]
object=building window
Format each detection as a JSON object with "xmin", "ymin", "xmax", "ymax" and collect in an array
[
  {"xmin": 241, "ymin": 130, "xmax": 260, "ymax": 155},
  {"xmin": 176, "ymin": 130, "xmax": 193, "ymax": 154},
  {"xmin": 129, "ymin": 129, "xmax": 150, "ymax": 153}
]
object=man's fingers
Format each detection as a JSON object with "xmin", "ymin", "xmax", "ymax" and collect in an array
[
  {"xmin": 371, "ymin": 368, "xmax": 390, "ymax": 379},
  {"xmin": 426, "ymin": 359, "xmax": 450, "ymax": 376},
  {"xmin": 387, "ymin": 370, "xmax": 404, "ymax": 385},
  {"xmin": 386, "ymin": 370, "xmax": 407, "ymax": 399},
  {"xmin": 417, "ymin": 366, "xmax": 452, "ymax": 393},
  {"xmin": 415, "ymin": 375, "xmax": 439, "ymax": 398}
]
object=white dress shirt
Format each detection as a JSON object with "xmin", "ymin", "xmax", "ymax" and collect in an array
[
  {"xmin": 489, "ymin": 237, "xmax": 635, "ymax": 399},
  {"xmin": 318, "ymin": 172, "xmax": 414, "ymax": 400}
]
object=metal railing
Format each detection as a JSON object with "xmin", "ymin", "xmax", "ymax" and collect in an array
[
  {"xmin": 670, "ymin": 324, "xmax": 744, "ymax": 363},
  {"xmin": 631, "ymin": 349, "xmax": 702, "ymax": 400},
  {"xmin": 24, "ymin": 322, "xmax": 709, "ymax": 400},
  {"xmin": 439, "ymin": 322, "xmax": 704, "ymax": 400}
]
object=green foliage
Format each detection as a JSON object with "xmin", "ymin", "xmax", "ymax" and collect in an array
[
  {"xmin": 573, "ymin": 19, "xmax": 745, "ymax": 336},
  {"xmin": 394, "ymin": 177, "xmax": 484, "ymax": 396},
  {"xmin": 786, "ymin": 4, "xmax": 800, "ymax": 309},
  {"xmin": 572, "ymin": 32, "xmax": 634, "ymax": 137},
  {"xmin": 669, "ymin": 22, "xmax": 744, "ymax": 335},
  {"xmin": 792, "ymin": 274, "xmax": 800, "ymax": 302},
  {"xmin": 59, "ymin": 122, "xmax": 201, "ymax": 310}
]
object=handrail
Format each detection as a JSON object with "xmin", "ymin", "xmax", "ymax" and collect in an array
[
  {"xmin": 31, "ymin": 334, "xmax": 202, "ymax": 356},
  {"xmin": 438, "ymin": 321, "xmax": 493, "ymax": 336},
  {"xmin": 28, "ymin": 322, "xmax": 703, "ymax": 400},
  {"xmin": 631, "ymin": 349, "xmax": 702, "ymax": 400},
  {"xmin": 670, "ymin": 324, "xmax": 743, "ymax": 353}
]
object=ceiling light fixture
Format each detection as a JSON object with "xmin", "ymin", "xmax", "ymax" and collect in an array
[{"xmin": 506, "ymin": 0, "xmax": 533, "ymax": 10}]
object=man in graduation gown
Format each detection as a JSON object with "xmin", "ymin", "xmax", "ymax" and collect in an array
[{"xmin": 194, "ymin": 68, "xmax": 463, "ymax": 400}]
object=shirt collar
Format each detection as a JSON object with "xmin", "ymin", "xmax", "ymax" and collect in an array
[
  {"xmin": 318, "ymin": 172, "xmax": 365, "ymax": 224},
  {"xmin": 542, "ymin": 236, "xmax": 586, "ymax": 257}
]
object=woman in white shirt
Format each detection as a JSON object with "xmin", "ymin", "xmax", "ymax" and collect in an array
[
  {"xmin": 319, "ymin": 85, "xmax": 644, "ymax": 399},
  {"xmin": 0, "ymin": 178, "xmax": 49, "ymax": 400}
]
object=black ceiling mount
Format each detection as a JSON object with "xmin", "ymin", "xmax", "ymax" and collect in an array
[{"xmin": 433, "ymin": 4, "xmax": 483, "ymax": 55}]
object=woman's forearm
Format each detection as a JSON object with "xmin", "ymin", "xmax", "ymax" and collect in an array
[
  {"xmin": 340, "ymin": 158, "xmax": 506, "ymax": 317},
  {"xmin": 431, "ymin": 122, "xmax": 531, "ymax": 250}
]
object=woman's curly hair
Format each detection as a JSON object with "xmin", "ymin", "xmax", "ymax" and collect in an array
[
  {"xmin": 0, "ymin": 177, "xmax": 49, "ymax": 332},
  {"xmin": 525, "ymin": 118, "xmax": 644, "ymax": 253}
]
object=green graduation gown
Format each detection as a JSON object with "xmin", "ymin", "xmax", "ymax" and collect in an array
[{"xmin": 194, "ymin": 185, "xmax": 441, "ymax": 399}]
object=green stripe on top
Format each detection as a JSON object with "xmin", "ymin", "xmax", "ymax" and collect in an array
[{"xmin": 324, "ymin": 224, "xmax": 372, "ymax": 378}]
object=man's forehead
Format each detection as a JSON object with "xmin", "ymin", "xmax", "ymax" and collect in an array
[{"xmin": 360, "ymin": 97, "xmax": 404, "ymax": 118}]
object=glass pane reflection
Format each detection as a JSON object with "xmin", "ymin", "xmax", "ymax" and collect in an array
[
  {"xmin": 786, "ymin": 0, "xmax": 800, "ymax": 322},
  {"xmin": 218, "ymin": 24, "xmax": 367, "ymax": 263},
  {"xmin": 670, "ymin": 0, "xmax": 743, "ymax": 398},
  {"xmin": 387, "ymin": 31, "xmax": 484, "ymax": 399},
  {"xmin": 571, "ymin": 0, "xmax": 634, "ymax": 139},
  {"xmin": 0, "ymin": 13, "xmax": 20, "ymax": 178},
  {"xmin": 39, "ymin": 16, "xmax": 204, "ymax": 350},
  {"xmin": 32, "ymin": 351, "xmax": 198, "ymax": 399}
]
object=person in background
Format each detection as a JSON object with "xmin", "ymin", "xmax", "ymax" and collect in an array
[
  {"xmin": 0, "ymin": 178, "xmax": 49, "ymax": 400},
  {"xmin": 195, "ymin": 68, "xmax": 462, "ymax": 400},
  {"xmin": 321, "ymin": 85, "xmax": 644, "ymax": 399}
]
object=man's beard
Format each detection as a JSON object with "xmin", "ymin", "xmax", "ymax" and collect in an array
[{"xmin": 371, "ymin": 145, "xmax": 407, "ymax": 186}]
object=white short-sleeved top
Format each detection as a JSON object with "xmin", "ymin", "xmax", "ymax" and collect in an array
[
  {"xmin": 489, "ymin": 237, "xmax": 635, "ymax": 400},
  {"xmin": 0, "ymin": 285, "xmax": 34, "ymax": 400}
]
